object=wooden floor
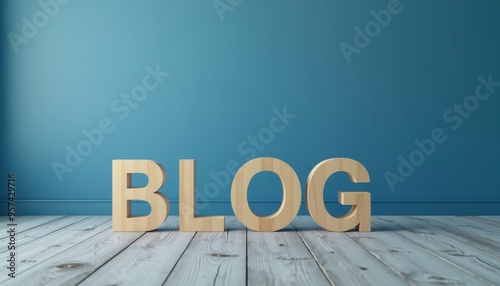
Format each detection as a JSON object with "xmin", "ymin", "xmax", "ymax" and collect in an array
[{"xmin": 1, "ymin": 216, "xmax": 499, "ymax": 286}]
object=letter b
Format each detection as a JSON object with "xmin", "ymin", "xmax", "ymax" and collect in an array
[{"xmin": 112, "ymin": 160, "xmax": 169, "ymax": 231}]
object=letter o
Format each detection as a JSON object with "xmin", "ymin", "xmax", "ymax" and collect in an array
[{"xmin": 231, "ymin": 157, "xmax": 301, "ymax": 232}]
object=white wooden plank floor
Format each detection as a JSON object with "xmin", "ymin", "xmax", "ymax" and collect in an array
[{"xmin": 2, "ymin": 216, "xmax": 499, "ymax": 286}]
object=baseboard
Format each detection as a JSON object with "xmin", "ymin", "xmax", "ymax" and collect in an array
[{"xmin": 1, "ymin": 200, "xmax": 500, "ymax": 215}]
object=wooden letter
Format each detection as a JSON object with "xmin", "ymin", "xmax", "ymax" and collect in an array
[
  {"xmin": 231, "ymin": 157, "xmax": 301, "ymax": 232},
  {"xmin": 306, "ymin": 158, "xmax": 371, "ymax": 232},
  {"xmin": 179, "ymin": 160, "xmax": 225, "ymax": 231},
  {"xmin": 112, "ymin": 160, "xmax": 169, "ymax": 231}
]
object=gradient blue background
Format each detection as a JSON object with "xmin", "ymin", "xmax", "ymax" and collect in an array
[{"xmin": 2, "ymin": 0, "xmax": 499, "ymax": 215}]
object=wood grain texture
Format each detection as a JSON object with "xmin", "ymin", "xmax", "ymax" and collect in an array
[
  {"xmin": 1, "ymin": 216, "xmax": 64, "ymax": 238},
  {"xmin": 462, "ymin": 216, "xmax": 500, "ymax": 230},
  {"xmin": 231, "ymin": 157, "xmax": 301, "ymax": 232},
  {"xmin": 247, "ymin": 224, "xmax": 331, "ymax": 286},
  {"xmin": 408, "ymin": 216, "xmax": 500, "ymax": 256},
  {"xmin": 480, "ymin": 216, "xmax": 500, "ymax": 223},
  {"xmin": 112, "ymin": 160, "xmax": 169, "ymax": 231},
  {"xmin": 293, "ymin": 216, "xmax": 410, "ymax": 286},
  {"xmin": 306, "ymin": 158, "xmax": 371, "ymax": 232},
  {"xmin": 4, "ymin": 216, "xmax": 500, "ymax": 285},
  {"xmin": 164, "ymin": 217, "xmax": 246, "ymax": 286},
  {"xmin": 179, "ymin": 159, "xmax": 224, "ymax": 232},
  {"xmin": 346, "ymin": 223, "xmax": 492, "ymax": 285},
  {"xmin": 405, "ymin": 216, "xmax": 500, "ymax": 260},
  {"xmin": 1, "ymin": 216, "xmax": 59, "ymax": 226},
  {"xmin": 292, "ymin": 216, "xmax": 409, "ymax": 286},
  {"xmin": 0, "ymin": 216, "xmax": 111, "ymax": 283},
  {"xmin": 0, "ymin": 216, "xmax": 87, "ymax": 255},
  {"xmin": 79, "ymin": 216, "xmax": 194, "ymax": 286},
  {"xmin": 3, "ymin": 218, "xmax": 143, "ymax": 286},
  {"xmin": 374, "ymin": 217, "xmax": 500, "ymax": 285},
  {"xmin": 429, "ymin": 216, "xmax": 500, "ymax": 244}
]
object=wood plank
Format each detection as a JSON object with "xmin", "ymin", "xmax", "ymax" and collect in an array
[
  {"xmin": 3, "ymin": 216, "xmax": 498, "ymax": 285},
  {"xmin": 346, "ymin": 220, "xmax": 492, "ymax": 285},
  {"xmin": 2, "ymin": 218, "xmax": 143, "ymax": 286},
  {"xmin": 1, "ymin": 216, "xmax": 47, "ymax": 225},
  {"xmin": 163, "ymin": 217, "xmax": 246, "ymax": 286},
  {"xmin": 431, "ymin": 216, "xmax": 500, "ymax": 243},
  {"xmin": 405, "ymin": 217, "xmax": 500, "ymax": 259},
  {"xmin": 462, "ymin": 216, "xmax": 500, "ymax": 230},
  {"xmin": 374, "ymin": 217, "xmax": 500, "ymax": 285},
  {"xmin": 412, "ymin": 216, "xmax": 500, "ymax": 252},
  {"xmin": 1, "ymin": 216, "xmax": 65, "ymax": 238},
  {"xmin": 292, "ymin": 216, "xmax": 410, "ymax": 286},
  {"xmin": 247, "ymin": 223, "xmax": 331, "ymax": 286},
  {"xmin": 0, "ymin": 216, "xmax": 88, "ymax": 254},
  {"xmin": 480, "ymin": 216, "xmax": 500, "ymax": 223},
  {"xmin": 436, "ymin": 216, "xmax": 500, "ymax": 245},
  {"xmin": 0, "ymin": 216, "xmax": 111, "ymax": 283},
  {"xmin": 79, "ymin": 216, "xmax": 195, "ymax": 286}
]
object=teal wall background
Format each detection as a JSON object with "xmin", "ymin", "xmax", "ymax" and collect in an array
[{"xmin": 1, "ymin": 0, "xmax": 499, "ymax": 216}]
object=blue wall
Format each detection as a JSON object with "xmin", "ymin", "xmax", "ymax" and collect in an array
[{"xmin": 2, "ymin": 0, "xmax": 500, "ymax": 216}]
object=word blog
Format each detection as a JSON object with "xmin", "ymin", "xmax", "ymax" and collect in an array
[{"xmin": 112, "ymin": 157, "xmax": 371, "ymax": 232}]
